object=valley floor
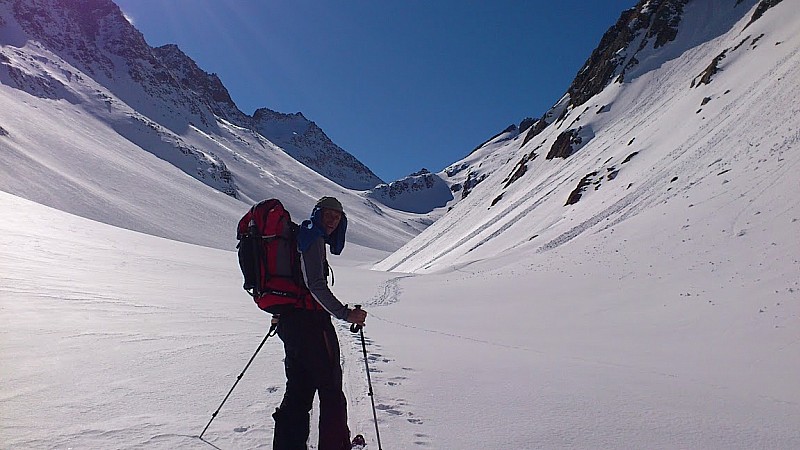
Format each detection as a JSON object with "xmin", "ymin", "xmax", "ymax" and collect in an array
[{"xmin": 2, "ymin": 190, "xmax": 799, "ymax": 449}]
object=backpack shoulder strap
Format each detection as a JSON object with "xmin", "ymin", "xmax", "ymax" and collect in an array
[{"xmin": 287, "ymin": 221, "xmax": 305, "ymax": 287}]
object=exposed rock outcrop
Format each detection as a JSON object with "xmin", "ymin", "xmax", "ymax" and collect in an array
[
  {"xmin": 461, "ymin": 170, "xmax": 487, "ymax": 200},
  {"xmin": 692, "ymin": 50, "xmax": 727, "ymax": 87},
  {"xmin": 567, "ymin": 0, "xmax": 689, "ymax": 108},
  {"xmin": 546, "ymin": 128, "xmax": 582, "ymax": 159},
  {"xmin": 745, "ymin": 0, "xmax": 784, "ymax": 29},
  {"xmin": 502, "ymin": 147, "xmax": 539, "ymax": 189},
  {"xmin": 153, "ymin": 44, "xmax": 243, "ymax": 122}
]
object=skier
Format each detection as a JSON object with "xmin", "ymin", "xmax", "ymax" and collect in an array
[{"xmin": 272, "ymin": 196, "xmax": 368, "ymax": 450}]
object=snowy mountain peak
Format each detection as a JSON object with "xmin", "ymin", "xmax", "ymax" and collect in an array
[
  {"xmin": 152, "ymin": 43, "xmax": 242, "ymax": 122},
  {"xmin": 0, "ymin": 0, "xmax": 412, "ymax": 250},
  {"xmin": 520, "ymin": 0, "xmax": 785, "ymax": 149},
  {"xmin": 3, "ymin": 0, "xmax": 384, "ymax": 191},
  {"xmin": 253, "ymin": 107, "xmax": 307, "ymax": 122},
  {"xmin": 567, "ymin": 0, "xmax": 690, "ymax": 108},
  {"xmin": 366, "ymin": 168, "xmax": 453, "ymax": 214},
  {"xmin": 251, "ymin": 107, "xmax": 384, "ymax": 190}
]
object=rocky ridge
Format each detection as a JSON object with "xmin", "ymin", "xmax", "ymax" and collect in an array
[{"xmin": 1, "ymin": 0, "xmax": 381, "ymax": 194}]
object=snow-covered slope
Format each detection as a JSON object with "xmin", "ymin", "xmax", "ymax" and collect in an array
[
  {"xmin": 150, "ymin": 42, "xmax": 385, "ymax": 191},
  {"xmin": 0, "ymin": 0, "xmax": 412, "ymax": 251},
  {"xmin": 376, "ymin": 0, "xmax": 800, "ymax": 273},
  {"xmin": 365, "ymin": 168, "xmax": 453, "ymax": 214},
  {"xmin": 3, "ymin": 157, "xmax": 798, "ymax": 449},
  {"xmin": 362, "ymin": 120, "xmax": 535, "ymax": 217},
  {"xmin": 251, "ymin": 108, "xmax": 383, "ymax": 191},
  {"xmin": 2, "ymin": 1, "xmax": 799, "ymax": 448}
]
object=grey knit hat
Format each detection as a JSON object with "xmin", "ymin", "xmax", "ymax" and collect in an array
[{"xmin": 316, "ymin": 196, "xmax": 344, "ymax": 213}]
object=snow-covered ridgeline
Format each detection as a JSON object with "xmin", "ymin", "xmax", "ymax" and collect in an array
[{"xmin": 375, "ymin": 0, "xmax": 800, "ymax": 273}]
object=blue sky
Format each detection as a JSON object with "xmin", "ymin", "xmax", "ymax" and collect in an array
[{"xmin": 115, "ymin": 0, "xmax": 636, "ymax": 183}]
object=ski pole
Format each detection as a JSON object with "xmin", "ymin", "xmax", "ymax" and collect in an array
[
  {"xmin": 350, "ymin": 306, "xmax": 383, "ymax": 450},
  {"xmin": 199, "ymin": 317, "xmax": 279, "ymax": 440}
]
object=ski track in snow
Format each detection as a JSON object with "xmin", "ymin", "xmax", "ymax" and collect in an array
[
  {"xmin": 3, "ymin": 2, "xmax": 800, "ymax": 449},
  {"xmin": 360, "ymin": 275, "xmax": 412, "ymax": 308},
  {"xmin": 338, "ymin": 276, "xmax": 434, "ymax": 448}
]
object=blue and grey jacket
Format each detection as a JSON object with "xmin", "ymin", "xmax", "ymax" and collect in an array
[{"xmin": 297, "ymin": 207, "xmax": 349, "ymax": 320}]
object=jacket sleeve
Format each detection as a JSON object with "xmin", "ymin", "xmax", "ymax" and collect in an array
[{"xmin": 300, "ymin": 236, "xmax": 349, "ymax": 320}]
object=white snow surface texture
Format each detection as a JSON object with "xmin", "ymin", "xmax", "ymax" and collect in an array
[{"xmin": 2, "ymin": 0, "xmax": 800, "ymax": 449}]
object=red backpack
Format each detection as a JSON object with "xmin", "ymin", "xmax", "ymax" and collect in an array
[{"xmin": 236, "ymin": 199, "xmax": 316, "ymax": 314}]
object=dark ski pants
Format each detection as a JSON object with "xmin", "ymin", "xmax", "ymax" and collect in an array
[{"xmin": 273, "ymin": 310, "xmax": 351, "ymax": 450}]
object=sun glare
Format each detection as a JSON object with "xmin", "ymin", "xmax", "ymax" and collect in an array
[{"xmin": 121, "ymin": 10, "xmax": 134, "ymax": 25}]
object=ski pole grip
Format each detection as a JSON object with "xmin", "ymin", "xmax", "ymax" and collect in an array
[{"xmin": 350, "ymin": 305, "xmax": 363, "ymax": 333}]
